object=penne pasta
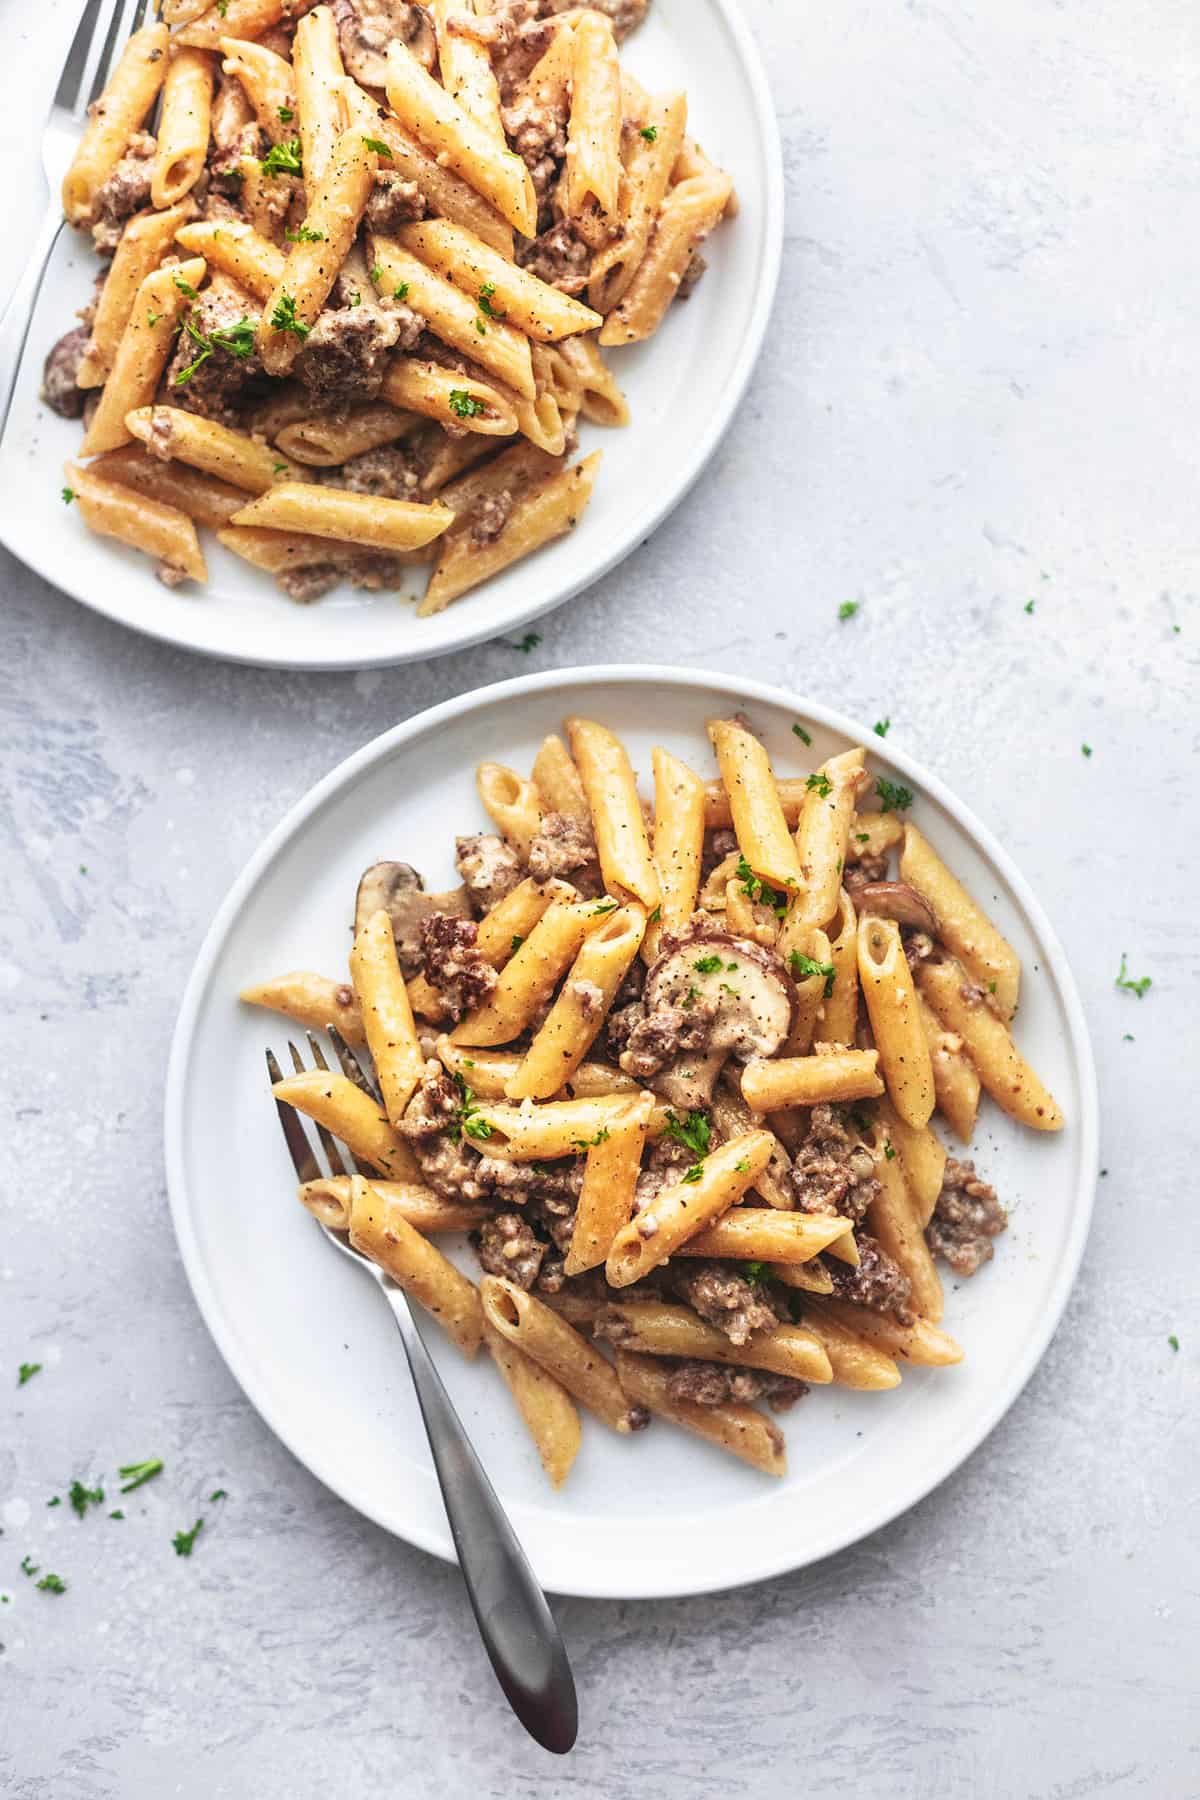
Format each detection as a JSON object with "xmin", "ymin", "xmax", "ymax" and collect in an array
[
  {"xmin": 505, "ymin": 904, "xmax": 647, "ymax": 1099},
  {"xmin": 818, "ymin": 887, "xmax": 860, "ymax": 1046},
  {"xmin": 741, "ymin": 1049, "xmax": 884, "ymax": 1112},
  {"xmin": 450, "ymin": 897, "xmax": 616, "ymax": 1046},
  {"xmin": 482, "ymin": 1318, "xmax": 581, "ymax": 1489},
  {"xmin": 480, "ymin": 1276, "xmax": 646, "ymax": 1433},
  {"xmin": 240, "ymin": 970, "xmax": 366, "ymax": 1046},
  {"xmin": 63, "ymin": 460, "xmax": 206, "ymax": 585},
  {"xmin": 531, "ymin": 734, "xmax": 591, "ymax": 825},
  {"xmin": 348, "ymin": 1176, "xmax": 483, "ymax": 1357},
  {"xmin": 599, "ymin": 167, "xmax": 733, "ymax": 347},
  {"xmin": 62, "ymin": 23, "xmax": 170, "ymax": 224},
  {"xmin": 292, "ymin": 5, "xmax": 346, "ymax": 192},
  {"xmin": 270, "ymin": 1070, "xmax": 421, "ymax": 1181},
  {"xmin": 384, "ymin": 40, "xmax": 537, "ymax": 235},
  {"xmin": 476, "ymin": 762, "xmax": 543, "ymax": 857},
  {"xmin": 420, "ymin": 452, "xmax": 600, "ymax": 614},
  {"xmin": 174, "ymin": 218, "xmax": 286, "ymax": 301},
  {"xmin": 563, "ymin": 12, "xmax": 623, "ymax": 228},
  {"xmin": 566, "ymin": 717, "xmax": 660, "ymax": 910},
  {"xmin": 564, "ymin": 1094, "xmax": 653, "ymax": 1275},
  {"xmin": 901, "ymin": 824, "xmax": 1022, "ymax": 1020},
  {"xmin": 152, "ymin": 48, "xmax": 216, "ymax": 208},
  {"xmin": 596, "ymin": 1300, "xmax": 832, "ymax": 1385},
  {"xmin": 605, "ymin": 1131, "xmax": 773, "ymax": 1286},
  {"xmin": 230, "ymin": 482, "xmax": 455, "ymax": 552},
  {"xmin": 299, "ymin": 1176, "xmax": 487, "ymax": 1234},
  {"xmin": 397, "ymin": 218, "xmax": 602, "ymax": 341},
  {"xmin": 464, "ymin": 1093, "xmax": 642, "ymax": 1160},
  {"xmin": 274, "ymin": 403, "xmax": 422, "ymax": 468},
  {"xmin": 797, "ymin": 1310, "xmax": 902, "ymax": 1391},
  {"xmin": 856, "ymin": 915, "xmax": 935, "ymax": 1128},
  {"xmin": 805, "ymin": 1297, "xmax": 963, "ymax": 1368},
  {"xmin": 428, "ymin": 0, "xmax": 504, "ymax": 141},
  {"xmin": 86, "ymin": 445, "xmax": 247, "ymax": 529},
  {"xmin": 369, "ymin": 236, "xmax": 536, "ymax": 399},
  {"xmin": 350, "ymin": 909, "xmax": 426, "ymax": 1126},
  {"xmin": 864, "ymin": 1123, "xmax": 944, "ymax": 1323},
  {"xmin": 218, "ymin": 35, "xmax": 295, "ymax": 143},
  {"xmin": 380, "ymin": 358, "xmax": 518, "ymax": 438},
  {"xmin": 81, "ymin": 257, "xmax": 208, "ymax": 457},
  {"xmin": 77, "ymin": 203, "xmax": 199, "ymax": 387},
  {"xmin": 613, "ymin": 1349, "xmax": 785, "ymax": 1476},
  {"xmin": 257, "ymin": 128, "xmax": 378, "ymax": 373},
  {"xmin": 676, "ymin": 1207, "xmax": 853, "ymax": 1264},
  {"xmin": 917, "ymin": 959, "xmax": 1063, "ymax": 1132},
  {"xmin": 708, "ymin": 716, "xmax": 803, "ymax": 892},
  {"xmin": 877, "ymin": 1095, "xmax": 948, "ymax": 1230},
  {"xmin": 125, "ymin": 404, "xmax": 301, "ymax": 492},
  {"xmin": 645, "ymin": 746, "xmax": 705, "ymax": 962},
  {"xmin": 918, "ymin": 993, "xmax": 982, "ymax": 1143},
  {"xmin": 781, "ymin": 748, "xmax": 866, "ymax": 945},
  {"xmin": 588, "ymin": 87, "xmax": 688, "ymax": 313}
]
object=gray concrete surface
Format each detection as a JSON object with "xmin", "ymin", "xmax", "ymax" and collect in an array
[{"xmin": 1, "ymin": 0, "xmax": 1196, "ymax": 1793}]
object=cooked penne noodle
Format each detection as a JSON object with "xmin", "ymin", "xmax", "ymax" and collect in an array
[
  {"xmin": 606, "ymin": 1131, "xmax": 773, "ymax": 1286},
  {"xmin": 80, "ymin": 257, "xmax": 207, "ymax": 457},
  {"xmin": 466, "ymin": 1093, "xmax": 642, "ymax": 1159},
  {"xmin": 588, "ymin": 88, "xmax": 687, "ymax": 313},
  {"xmin": 176, "ymin": 0, "xmax": 290, "ymax": 47},
  {"xmin": 850, "ymin": 812, "xmax": 904, "ymax": 861},
  {"xmin": 819, "ymin": 887, "xmax": 860, "ymax": 1045},
  {"xmin": 152, "ymin": 49, "xmax": 215, "ymax": 208},
  {"xmin": 480, "ymin": 1276, "xmax": 646, "ymax": 1432},
  {"xmin": 770, "ymin": 1258, "xmax": 836, "ymax": 1296},
  {"xmin": 676, "ymin": 1207, "xmax": 852, "ymax": 1264},
  {"xmin": 566, "ymin": 716, "xmax": 660, "ymax": 910},
  {"xmin": 877, "ymin": 1095, "xmax": 948, "ymax": 1230},
  {"xmin": 437, "ymin": 1037, "xmax": 639, "ymax": 1104},
  {"xmin": 917, "ymin": 959, "xmax": 1063, "ymax": 1131},
  {"xmin": 784, "ymin": 927, "xmax": 833, "ymax": 1056},
  {"xmin": 613, "ymin": 1349, "xmax": 785, "ymax": 1476},
  {"xmin": 918, "ymin": 993, "xmax": 981, "ymax": 1142},
  {"xmin": 599, "ymin": 1299, "xmax": 832, "ymax": 1384},
  {"xmin": 856, "ymin": 915, "xmax": 935, "ymax": 1128},
  {"xmin": 349, "ymin": 1176, "xmax": 482, "ymax": 1357},
  {"xmin": 274, "ymin": 403, "xmax": 422, "ymax": 467},
  {"xmin": 379, "ymin": 357, "xmax": 517, "ymax": 436},
  {"xmin": 240, "ymin": 970, "xmax": 366, "ymax": 1046},
  {"xmin": 87, "ymin": 446, "xmax": 247, "ymax": 528},
  {"xmin": 369, "ymin": 237, "xmax": 536, "ymax": 399},
  {"xmin": 420, "ymin": 452, "xmax": 600, "ymax": 614},
  {"xmin": 293, "ymin": 5, "xmax": 346, "ymax": 191},
  {"xmin": 710, "ymin": 1085, "xmax": 793, "ymax": 1208},
  {"xmin": 219, "ymin": 35, "xmax": 295, "ymax": 142},
  {"xmin": 741, "ymin": 1049, "xmax": 884, "ymax": 1112},
  {"xmin": 450, "ymin": 897, "xmax": 614, "ymax": 1046},
  {"xmin": 804, "ymin": 1297, "xmax": 963, "ymax": 1368},
  {"xmin": 62, "ymin": 23, "xmax": 169, "ymax": 224},
  {"xmin": 552, "ymin": 332, "xmax": 630, "ymax": 425},
  {"xmin": 174, "ymin": 218, "xmax": 286, "ymax": 300},
  {"xmin": 341, "ymin": 94, "xmax": 514, "ymax": 255},
  {"xmin": 564, "ymin": 1094, "xmax": 653, "ymax": 1275},
  {"xmin": 428, "ymin": 0, "xmax": 504, "ymax": 141},
  {"xmin": 476, "ymin": 762, "xmax": 543, "ymax": 857},
  {"xmin": 125, "ymin": 404, "xmax": 301, "ymax": 492},
  {"xmin": 599, "ymin": 167, "xmax": 733, "ymax": 346},
  {"xmin": 257, "ymin": 128, "xmax": 378, "ymax": 373},
  {"xmin": 531, "ymin": 734, "xmax": 591, "ymax": 824},
  {"xmin": 864, "ymin": 1125, "xmax": 943, "ymax": 1323},
  {"xmin": 270, "ymin": 1070, "xmax": 421, "ymax": 1181},
  {"xmin": 384, "ymin": 40, "xmax": 537, "ymax": 235},
  {"xmin": 901, "ymin": 824, "xmax": 1022, "ymax": 1020},
  {"xmin": 505, "ymin": 904, "xmax": 647, "ymax": 1099},
  {"xmin": 230, "ymin": 482, "xmax": 455, "ymax": 551},
  {"xmin": 77, "ymin": 203, "xmax": 198, "ymax": 387},
  {"xmin": 218, "ymin": 525, "xmax": 434, "ymax": 585},
  {"xmin": 482, "ymin": 1318, "xmax": 581, "ymax": 1489},
  {"xmin": 64, "ymin": 460, "xmax": 206, "ymax": 585},
  {"xmin": 708, "ymin": 717, "xmax": 803, "ymax": 892},
  {"xmin": 350, "ymin": 910, "xmax": 426, "ymax": 1126},
  {"xmin": 299, "ymin": 1176, "xmax": 487, "ymax": 1234},
  {"xmin": 563, "ymin": 11, "xmax": 622, "ymax": 227},
  {"xmin": 797, "ymin": 1311, "xmax": 902, "ymax": 1391},
  {"xmin": 398, "ymin": 219, "xmax": 602, "ymax": 341},
  {"xmin": 781, "ymin": 747, "xmax": 866, "ymax": 944},
  {"xmin": 645, "ymin": 746, "xmax": 705, "ymax": 961}
]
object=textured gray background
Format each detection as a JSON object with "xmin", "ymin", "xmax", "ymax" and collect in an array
[{"xmin": 1, "ymin": 0, "xmax": 1196, "ymax": 1793}]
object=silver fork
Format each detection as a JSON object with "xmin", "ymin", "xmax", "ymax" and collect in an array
[
  {"xmin": 0, "ymin": 0, "xmax": 156, "ymax": 437},
  {"xmin": 267, "ymin": 1033, "xmax": 579, "ymax": 1756}
]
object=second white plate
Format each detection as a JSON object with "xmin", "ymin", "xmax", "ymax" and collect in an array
[
  {"xmin": 0, "ymin": 0, "xmax": 782, "ymax": 669},
  {"xmin": 164, "ymin": 667, "xmax": 1098, "ymax": 1598}
]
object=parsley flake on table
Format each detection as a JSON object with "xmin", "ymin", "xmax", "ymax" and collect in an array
[
  {"xmin": 60, "ymin": 487, "xmax": 75, "ymax": 505},
  {"xmin": 838, "ymin": 601, "xmax": 858, "ymax": 621},
  {"xmin": 36, "ymin": 1573, "xmax": 66, "ymax": 1594},
  {"xmin": 504, "ymin": 630, "xmax": 541, "ymax": 652},
  {"xmin": 1115, "ymin": 952, "xmax": 1151, "ymax": 998},
  {"xmin": 1168, "ymin": 1334, "xmax": 1180, "ymax": 1352},
  {"xmin": 1024, "ymin": 599, "xmax": 1035, "ymax": 614},
  {"xmin": 791, "ymin": 722, "xmax": 812, "ymax": 745},
  {"xmin": 68, "ymin": 1480, "xmax": 105, "ymax": 1519},
  {"xmin": 874, "ymin": 776, "xmax": 914, "ymax": 813},
  {"xmin": 209, "ymin": 1489, "xmax": 228, "ymax": 1503},
  {"xmin": 47, "ymin": 1496, "xmax": 60, "ymax": 1508},
  {"xmin": 109, "ymin": 1510, "xmax": 124, "ymax": 1520},
  {"xmin": 1081, "ymin": 744, "xmax": 1093, "ymax": 757},
  {"xmin": 260, "ymin": 139, "xmax": 302, "ymax": 177},
  {"xmin": 873, "ymin": 717, "xmax": 890, "ymax": 737},
  {"xmin": 17, "ymin": 1361, "xmax": 42, "ymax": 1386},
  {"xmin": 118, "ymin": 1458, "xmax": 164, "ymax": 1494},
  {"xmin": 173, "ymin": 1519, "xmax": 205, "ymax": 1557},
  {"xmin": 20, "ymin": 1555, "xmax": 38, "ymax": 1577}
]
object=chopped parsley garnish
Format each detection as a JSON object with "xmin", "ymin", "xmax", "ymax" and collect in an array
[
  {"xmin": 591, "ymin": 899, "xmax": 618, "ymax": 915},
  {"xmin": 510, "ymin": 934, "xmax": 524, "ymax": 953},
  {"xmin": 788, "ymin": 950, "xmax": 835, "ymax": 996},
  {"xmin": 791, "ymin": 723, "xmax": 812, "ymax": 745},
  {"xmin": 1115, "ymin": 952, "xmax": 1151, "ymax": 998},
  {"xmin": 450, "ymin": 1074, "xmax": 492, "ymax": 1141},
  {"xmin": 680, "ymin": 1163, "xmax": 704, "ymax": 1184},
  {"xmin": 118, "ymin": 1458, "xmax": 163, "ymax": 1494},
  {"xmin": 270, "ymin": 293, "xmax": 309, "ymax": 339},
  {"xmin": 884, "ymin": 1142, "xmax": 896, "ymax": 1160},
  {"xmin": 639, "ymin": 124, "xmax": 658, "ymax": 141},
  {"xmin": 477, "ymin": 280, "xmax": 506, "ymax": 319},
  {"xmin": 350, "ymin": 292, "xmax": 362, "ymax": 307},
  {"xmin": 20, "ymin": 1556, "xmax": 38, "ymax": 1576},
  {"xmin": 474, "ymin": 316, "xmax": 487, "ymax": 335},
  {"xmin": 146, "ymin": 309, "xmax": 162, "ymax": 327},
  {"xmin": 873, "ymin": 717, "xmax": 890, "ymax": 738},
  {"xmin": 734, "ymin": 1161, "xmax": 751, "ymax": 1175},
  {"xmin": 278, "ymin": 104, "xmax": 294, "ymax": 122},
  {"xmin": 272, "ymin": 461, "xmax": 287, "ymax": 475},
  {"xmin": 215, "ymin": 0, "xmax": 228, "ymax": 14},
  {"xmin": 648, "ymin": 904, "xmax": 661, "ymax": 923},
  {"xmin": 369, "ymin": 262, "xmax": 382, "ymax": 283},
  {"xmin": 741, "ymin": 1260, "xmax": 766, "ymax": 1281},
  {"xmin": 1168, "ymin": 1334, "xmax": 1180, "ymax": 1352},
  {"xmin": 838, "ymin": 601, "xmax": 858, "ymax": 621},
  {"xmin": 173, "ymin": 1519, "xmax": 204, "ymax": 1558},
  {"xmin": 362, "ymin": 135, "xmax": 393, "ymax": 158},
  {"xmin": 806, "ymin": 771, "xmax": 832, "ymax": 797},
  {"xmin": 694, "ymin": 954, "xmax": 722, "ymax": 973},
  {"xmin": 36, "ymin": 1573, "xmax": 66, "ymax": 1594},
  {"xmin": 109, "ymin": 1509, "xmax": 124, "ymax": 1520},
  {"xmin": 173, "ymin": 272, "xmax": 200, "ymax": 300},
  {"xmin": 47, "ymin": 1496, "xmax": 60, "ymax": 1508},
  {"xmin": 285, "ymin": 224, "xmax": 325, "ymax": 243},
  {"xmin": 874, "ymin": 776, "xmax": 913, "ymax": 813},
  {"xmin": 449, "ymin": 388, "xmax": 486, "ymax": 418},
  {"xmin": 17, "ymin": 1361, "xmax": 42, "ymax": 1385},
  {"xmin": 664, "ymin": 1109, "xmax": 710, "ymax": 1160},
  {"xmin": 260, "ymin": 138, "xmax": 302, "ymax": 178},
  {"xmin": 1024, "ymin": 599, "xmax": 1035, "ymax": 614},
  {"xmin": 1081, "ymin": 744, "xmax": 1092, "ymax": 757},
  {"xmin": 68, "ymin": 1480, "xmax": 104, "ymax": 1519},
  {"xmin": 173, "ymin": 313, "xmax": 258, "ymax": 386},
  {"xmin": 210, "ymin": 1488, "xmax": 228, "ymax": 1503},
  {"xmin": 855, "ymin": 831, "xmax": 869, "ymax": 843},
  {"xmin": 572, "ymin": 1128, "xmax": 611, "ymax": 1150},
  {"xmin": 60, "ymin": 487, "xmax": 75, "ymax": 505},
  {"xmin": 394, "ymin": 281, "xmax": 410, "ymax": 300},
  {"xmin": 504, "ymin": 629, "xmax": 541, "ymax": 651},
  {"xmin": 735, "ymin": 855, "xmax": 789, "ymax": 916}
]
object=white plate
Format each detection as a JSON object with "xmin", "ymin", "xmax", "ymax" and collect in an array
[
  {"xmin": 164, "ymin": 667, "xmax": 1099, "ymax": 1598},
  {"xmin": 0, "ymin": 0, "xmax": 781, "ymax": 671}
]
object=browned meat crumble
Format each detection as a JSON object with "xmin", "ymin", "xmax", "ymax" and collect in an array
[
  {"xmin": 526, "ymin": 810, "xmax": 597, "ymax": 884},
  {"xmin": 824, "ymin": 1233, "xmax": 912, "ymax": 1316},
  {"xmin": 294, "ymin": 303, "xmax": 421, "ymax": 407},
  {"xmin": 455, "ymin": 832, "xmax": 524, "ymax": 912},
  {"xmin": 470, "ymin": 488, "xmax": 517, "ymax": 547},
  {"xmin": 419, "ymin": 914, "xmax": 497, "ymax": 1022},
  {"xmin": 89, "ymin": 131, "xmax": 155, "ymax": 253},
  {"xmin": 275, "ymin": 554, "xmax": 409, "ymax": 603},
  {"xmin": 790, "ymin": 1104, "xmax": 879, "ymax": 1224},
  {"xmin": 326, "ymin": 444, "xmax": 423, "ymax": 500},
  {"xmin": 163, "ymin": 287, "xmax": 265, "ymax": 428},
  {"xmin": 364, "ymin": 173, "xmax": 427, "ymax": 236},
  {"xmin": 664, "ymin": 1360, "xmax": 809, "ymax": 1412},
  {"xmin": 473, "ymin": 1211, "xmax": 545, "ymax": 1290},
  {"xmin": 41, "ymin": 326, "xmax": 89, "ymax": 419},
  {"xmin": 668, "ymin": 1261, "xmax": 785, "ymax": 1347},
  {"xmin": 517, "ymin": 220, "xmax": 591, "ymax": 294},
  {"xmin": 927, "ymin": 1158, "xmax": 1007, "ymax": 1276}
]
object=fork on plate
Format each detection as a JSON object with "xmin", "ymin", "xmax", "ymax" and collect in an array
[
  {"xmin": 0, "ymin": 0, "xmax": 155, "ymax": 435},
  {"xmin": 268, "ymin": 1029, "xmax": 578, "ymax": 1755}
]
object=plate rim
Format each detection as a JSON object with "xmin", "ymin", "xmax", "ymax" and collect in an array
[
  {"xmin": 0, "ymin": 0, "xmax": 784, "ymax": 673},
  {"xmin": 163, "ymin": 662, "xmax": 1100, "ymax": 1599}
]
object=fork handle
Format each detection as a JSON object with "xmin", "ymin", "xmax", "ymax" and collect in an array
[
  {"xmin": 0, "ymin": 201, "xmax": 66, "ymax": 440},
  {"xmin": 381, "ymin": 1280, "xmax": 578, "ymax": 1755}
]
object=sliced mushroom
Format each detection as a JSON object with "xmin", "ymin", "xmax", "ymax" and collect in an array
[
  {"xmin": 332, "ymin": 0, "xmax": 435, "ymax": 91},
  {"xmin": 355, "ymin": 861, "xmax": 473, "ymax": 975},
  {"xmin": 851, "ymin": 881, "xmax": 938, "ymax": 937},
  {"xmin": 634, "ymin": 925, "xmax": 796, "ymax": 1107}
]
